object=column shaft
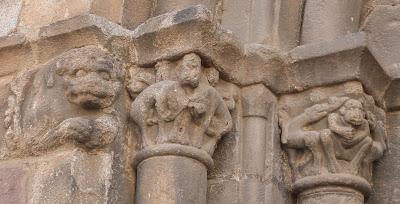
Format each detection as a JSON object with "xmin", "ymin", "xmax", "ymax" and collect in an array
[
  {"xmin": 240, "ymin": 84, "xmax": 284, "ymax": 203},
  {"xmin": 241, "ymin": 117, "xmax": 267, "ymax": 203},
  {"xmin": 298, "ymin": 186, "xmax": 363, "ymax": 204},
  {"xmin": 136, "ymin": 155, "xmax": 207, "ymax": 204}
]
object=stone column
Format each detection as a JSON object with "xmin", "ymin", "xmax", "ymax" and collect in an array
[
  {"xmin": 240, "ymin": 84, "xmax": 284, "ymax": 203},
  {"xmin": 301, "ymin": 0, "xmax": 363, "ymax": 44},
  {"xmin": 130, "ymin": 53, "xmax": 232, "ymax": 204},
  {"xmin": 134, "ymin": 144, "xmax": 210, "ymax": 204}
]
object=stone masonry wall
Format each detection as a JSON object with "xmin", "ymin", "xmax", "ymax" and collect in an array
[{"xmin": 0, "ymin": 0, "xmax": 400, "ymax": 203}]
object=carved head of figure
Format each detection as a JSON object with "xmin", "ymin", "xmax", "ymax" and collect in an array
[
  {"xmin": 339, "ymin": 99, "xmax": 365, "ymax": 126},
  {"xmin": 127, "ymin": 68, "xmax": 155, "ymax": 99},
  {"xmin": 55, "ymin": 46, "xmax": 124, "ymax": 109},
  {"xmin": 203, "ymin": 67, "xmax": 219, "ymax": 87},
  {"xmin": 177, "ymin": 53, "xmax": 202, "ymax": 88}
]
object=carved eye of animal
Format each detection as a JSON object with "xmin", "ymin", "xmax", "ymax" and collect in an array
[
  {"xmin": 98, "ymin": 71, "xmax": 111, "ymax": 81},
  {"xmin": 75, "ymin": 69, "xmax": 87, "ymax": 77}
]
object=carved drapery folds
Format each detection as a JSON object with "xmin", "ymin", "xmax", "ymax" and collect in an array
[
  {"xmin": 279, "ymin": 82, "xmax": 388, "ymax": 204},
  {"xmin": 3, "ymin": 46, "xmax": 124, "ymax": 158},
  {"xmin": 130, "ymin": 53, "xmax": 233, "ymax": 204}
]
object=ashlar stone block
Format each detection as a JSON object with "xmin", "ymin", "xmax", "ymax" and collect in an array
[
  {"xmin": 18, "ymin": 0, "xmax": 124, "ymax": 35},
  {"xmin": 0, "ymin": 166, "xmax": 27, "ymax": 204},
  {"xmin": 0, "ymin": 0, "xmax": 23, "ymax": 37}
]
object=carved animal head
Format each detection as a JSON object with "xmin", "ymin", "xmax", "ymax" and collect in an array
[
  {"xmin": 177, "ymin": 53, "xmax": 202, "ymax": 88},
  {"xmin": 55, "ymin": 46, "xmax": 124, "ymax": 109},
  {"xmin": 339, "ymin": 99, "xmax": 365, "ymax": 126}
]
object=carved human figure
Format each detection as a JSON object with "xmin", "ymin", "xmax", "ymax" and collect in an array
[
  {"xmin": 281, "ymin": 97, "xmax": 346, "ymax": 176},
  {"xmin": 131, "ymin": 53, "xmax": 232, "ymax": 154},
  {"xmin": 327, "ymin": 99, "xmax": 387, "ymax": 174},
  {"xmin": 281, "ymin": 97, "xmax": 387, "ymax": 178},
  {"xmin": 130, "ymin": 53, "xmax": 233, "ymax": 204},
  {"xmin": 126, "ymin": 67, "xmax": 155, "ymax": 99},
  {"xmin": 3, "ymin": 46, "xmax": 124, "ymax": 157}
]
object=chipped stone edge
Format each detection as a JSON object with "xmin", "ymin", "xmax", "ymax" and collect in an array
[
  {"xmin": 38, "ymin": 14, "xmax": 133, "ymax": 40},
  {"xmin": 287, "ymin": 32, "xmax": 367, "ymax": 63},
  {"xmin": 0, "ymin": 34, "xmax": 26, "ymax": 50},
  {"xmin": 0, "ymin": 14, "xmax": 133, "ymax": 51}
]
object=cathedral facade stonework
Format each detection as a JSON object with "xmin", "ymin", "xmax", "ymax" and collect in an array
[{"xmin": 0, "ymin": 0, "xmax": 399, "ymax": 203}]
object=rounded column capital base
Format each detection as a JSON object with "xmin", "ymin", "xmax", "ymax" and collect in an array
[
  {"xmin": 133, "ymin": 144, "xmax": 214, "ymax": 169},
  {"xmin": 293, "ymin": 174, "xmax": 372, "ymax": 196}
]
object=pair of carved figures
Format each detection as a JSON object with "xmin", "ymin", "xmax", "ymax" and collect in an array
[
  {"xmin": 280, "ymin": 96, "xmax": 387, "ymax": 181},
  {"xmin": 2, "ymin": 46, "xmax": 232, "ymax": 159},
  {"xmin": 129, "ymin": 53, "xmax": 232, "ymax": 155}
]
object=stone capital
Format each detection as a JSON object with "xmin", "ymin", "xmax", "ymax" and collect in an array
[
  {"xmin": 130, "ymin": 52, "xmax": 233, "ymax": 204},
  {"xmin": 279, "ymin": 82, "xmax": 388, "ymax": 203},
  {"xmin": 130, "ymin": 53, "xmax": 233, "ymax": 167}
]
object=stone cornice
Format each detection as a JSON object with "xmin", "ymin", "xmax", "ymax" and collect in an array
[
  {"xmin": 0, "ymin": 14, "xmax": 133, "ymax": 51},
  {"xmin": 0, "ymin": 14, "xmax": 134, "ymax": 77},
  {"xmin": 132, "ymin": 5, "xmax": 400, "ymax": 112},
  {"xmin": 38, "ymin": 14, "xmax": 133, "ymax": 40},
  {"xmin": 0, "ymin": 6, "xmax": 398, "ymax": 111}
]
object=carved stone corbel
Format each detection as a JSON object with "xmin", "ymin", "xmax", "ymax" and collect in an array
[
  {"xmin": 279, "ymin": 82, "xmax": 388, "ymax": 204},
  {"xmin": 3, "ymin": 46, "xmax": 124, "ymax": 158},
  {"xmin": 130, "ymin": 53, "xmax": 232, "ymax": 204}
]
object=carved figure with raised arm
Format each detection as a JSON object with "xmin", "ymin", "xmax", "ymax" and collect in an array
[
  {"xmin": 131, "ymin": 53, "xmax": 232, "ymax": 155},
  {"xmin": 281, "ymin": 96, "xmax": 387, "ymax": 178}
]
